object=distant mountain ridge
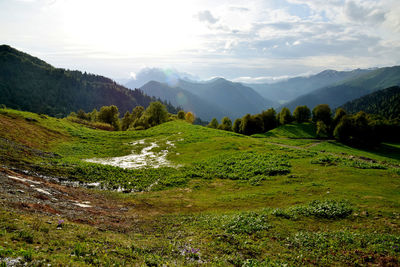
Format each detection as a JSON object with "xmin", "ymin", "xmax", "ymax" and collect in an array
[
  {"xmin": 244, "ymin": 69, "xmax": 372, "ymax": 103},
  {"xmin": 340, "ymin": 86, "xmax": 400, "ymax": 119},
  {"xmin": 176, "ymin": 78, "xmax": 277, "ymax": 119},
  {"xmin": 0, "ymin": 45, "xmax": 177, "ymax": 117},
  {"xmin": 282, "ymin": 66, "xmax": 400, "ymax": 111},
  {"xmin": 140, "ymin": 81, "xmax": 227, "ymax": 121},
  {"xmin": 129, "ymin": 76, "xmax": 278, "ymax": 120}
]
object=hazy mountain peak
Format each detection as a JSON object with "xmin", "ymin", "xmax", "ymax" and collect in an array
[{"xmin": 125, "ymin": 67, "xmax": 198, "ymax": 89}]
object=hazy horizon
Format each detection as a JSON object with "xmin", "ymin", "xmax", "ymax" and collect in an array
[{"xmin": 1, "ymin": 0, "xmax": 400, "ymax": 82}]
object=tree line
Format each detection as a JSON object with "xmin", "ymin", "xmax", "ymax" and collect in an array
[
  {"xmin": 206, "ymin": 104, "xmax": 400, "ymax": 147},
  {"xmin": 69, "ymin": 102, "xmax": 195, "ymax": 131}
]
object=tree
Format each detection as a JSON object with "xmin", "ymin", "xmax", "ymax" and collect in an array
[
  {"xmin": 177, "ymin": 110, "xmax": 185, "ymax": 120},
  {"xmin": 316, "ymin": 121, "xmax": 328, "ymax": 138},
  {"xmin": 131, "ymin": 106, "xmax": 144, "ymax": 122},
  {"xmin": 333, "ymin": 111, "xmax": 379, "ymax": 147},
  {"xmin": 98, "ymin": 105, "xmax": 120, "ymax": 130},
  {"xmin": 240, "ymin": 114, "xmax": 264, "ymax": 135},
  {"xmin": 207, "ymin": 118, "xmax": 219, "ymax": 129},
  {"xmin": 332, "ymin": 108, "xmax": 346, "ymax": 130},
  {"xmin": 121, "ymin": 111, "xmax": 133, "ymax": 131},
  {"xmin": 293, "ymin": 105, "xmax": 311, "ymax": 123},
  {"xmin": 218, "ymin": 116, "xmax": 232, "ymax": 131},
  {"xmin": 233, "ymin": 118, "xmax": 242, "ymax": 133},
  {"xmin": 278, "ymin": 107, "xmax": 293, "ymax": 125},
  {"xmin": 312, "ymin": 104, "xmax": 332, "ymax": 125},
  {"xmin": 89, "ymin": 108, "xmax": 98, "ymax": 122},
  {"xmin": 260, "ymin": 108, "xmax": 277, "ymax": 131},
  {"xmin": 143, "ymin": 101, "xmax": 168, "ymax": 127},
  {"xmin": 77, "ymin": 109, "xmax": 88, "ymax": 120},
  {"xmin": 185, "ymin": 112, "xmax": 195, "ymax": 124}
]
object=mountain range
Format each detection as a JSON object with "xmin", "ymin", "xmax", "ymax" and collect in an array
[
  {"xmin": 244, "ymin": 69, "xmax": 372, "ymax": 104},
  {"xmin": 282, "ymin": 66, "xmax": 400, "ymax": 111},
  {"xmin": 1, "ymin": 44, "xmax": 400, "ymax": 122},
  {"xmin": 129, "ymin": 77, "xmax": 277, "ymax": 120},
  {"xmin": 0, "ymin": 45, "xmax": 177, "ymax": 117}
]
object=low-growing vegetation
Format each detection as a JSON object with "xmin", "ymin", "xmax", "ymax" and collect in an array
[{"xmin": 0, "ymin": 107, "xmax": 399, "ymax": 266}]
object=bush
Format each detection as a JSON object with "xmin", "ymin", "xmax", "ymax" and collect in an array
[
  {"xmin": 233, "ymin": 118, "xmax": 242, "ymax": 133},
  {"xmin": 316, "ymin": 120, "xmax": 328, "ymax": 138},
  {"xmin": 218, "ymin": 117, "xmax": 232, "ymax": 131},
  {"xmin": 225, "ymin": 212, "xmax": 270, "ymax": 234},
  {"xmin": 144, "ymin": 101, "xmax": 169, "ymax": 127},
  {"xmin": 177, "ymin": 110, "xmax": 185, "ymax": 120},
  {"xmin": 272, "ymin": 200, "xmax": 353, "ymax": 219},
  {"xmin": 185, "ymin": 111, "xmax": 195, "ymax": 124},
  {"xmin": 292, "ymin": 200, "xmax": 353, "ymax": 219},
  {"xmin": 190, "ymin": 151, "xmax": 291, "ymax": 180},
  {"xmin": 98, "ymin": 105, "xmax": 120, "ymax": 130},
  {"xmin": 207, "ymin": 118, "xmax": 219, "ymax": 129}
]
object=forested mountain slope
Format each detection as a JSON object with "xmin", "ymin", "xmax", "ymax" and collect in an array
[
  {"xmin": 340, "ymin": 86, "xmax": 400, "ymax": 119},
  {"xmin": 0, "ymin": 45, "xmax": 176, "ymax": 117}
]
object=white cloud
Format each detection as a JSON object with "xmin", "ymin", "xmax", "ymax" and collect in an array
[
  {"xmin": 1, "ymin": 0, "xmax": 400, "ymax": 80},
  {"xmin": 196, "ymin": 10, "xmax": 219, "ymax": 24}
]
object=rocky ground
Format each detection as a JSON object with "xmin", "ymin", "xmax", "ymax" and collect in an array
[{"xmin": 0, "ymin": 167, "xmax": 145, "ymax": 232}]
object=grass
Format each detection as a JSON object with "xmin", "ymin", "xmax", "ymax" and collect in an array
[
  {"xmin": 254, "ymin": 122, "xmax": 317, "ymax": 139},
  {"xmin": 0, "ymin": 108, "xmax": 399, "ymax": 266}
]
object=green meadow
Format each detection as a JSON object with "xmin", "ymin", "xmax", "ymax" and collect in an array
[{"xmin": 0, "ymin": 108, "xmax": 399, "ymax": 266}]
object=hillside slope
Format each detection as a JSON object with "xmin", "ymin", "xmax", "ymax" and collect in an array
[
  {"xmin": 340, "ymin": 86, "xmax": 400, "ymax": 119},
  {"xmin": 283, "ymin": 66, "xmax": 400, "ymax": 111},
  {"xmin": 0, "ymin": 107, "xmax": 399, "ymax": 265},
  {"xmin": 141, "ymin": 81, "xmax": 227, "ymax": 121},
  {"xmin": 246, "ymin": 69, "xmax": 371, "ymax": 103},
  {"xmin": 0, "ymin": 45, "xmax": 176, "ymax": 117}
]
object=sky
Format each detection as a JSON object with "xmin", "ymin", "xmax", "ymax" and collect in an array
[{"xmin": 1, "ymin": 0, "xmax": 400, "ymax": 83}]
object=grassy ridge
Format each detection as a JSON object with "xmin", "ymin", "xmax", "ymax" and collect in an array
[{"xmin": 0, "ymin": 108, "xmax": 400, "ymax": 265}]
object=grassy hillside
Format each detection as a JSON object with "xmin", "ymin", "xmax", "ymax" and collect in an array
[
  {"xmin": 254, "ymin": 122, "xmax": 317, "ymax": 139},
  {"xmin": 0, "ymin": 45, "xmax": 177, "ymax": 117},
  {"xmin": 340, "ymin": 86, "xmax": 400, "ymax": 119},
  {"xmin": 0, "ymin": 108, "xmax": 399, "ymax": 266}
]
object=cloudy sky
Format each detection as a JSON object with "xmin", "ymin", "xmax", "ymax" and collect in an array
[{"xmin": 1, "ymin": 0, "xmax": 400, "ymax": 82}]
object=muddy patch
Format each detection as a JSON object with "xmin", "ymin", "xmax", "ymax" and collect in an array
[{"xmin": 85, "ymin": 139, "xmax": 176, "ymax": 169}]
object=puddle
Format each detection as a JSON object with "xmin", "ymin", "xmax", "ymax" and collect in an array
[
  {"xmin": 33, "ymin": 188, "xmax": 52, "ymax": 195},
  {"xmin": 7, "ymin": 175, "xmax": 41, "ymax": 185},
  {"xmin": 85, "ymin": 139, "xmax": 176, "ymax": 169},
  {"xmin": 73, "ymin": 201, "xmax": 92, "ymax": 208}
]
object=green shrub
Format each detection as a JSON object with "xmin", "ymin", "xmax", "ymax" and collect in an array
[
  {"xmin": 225, "ymin": 212, "xmax": 270, "ymax": 234},
  {"xmin": 273, "ymin": 200, "xmax": 353, "ymax": 219},
  {"xmin": 190, "ymin": 152, "xmax": 291, "ymax": 181},
  {"xmin": 292, "ymin": 200, "xmax": 353, "ymax": 219}
]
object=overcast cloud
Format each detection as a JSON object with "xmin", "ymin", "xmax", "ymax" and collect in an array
[{"xmin": 1, "ymin": 0, "xmax": 399, "ymax": 82}]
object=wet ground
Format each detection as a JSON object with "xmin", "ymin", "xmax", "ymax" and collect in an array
[
  {"xmin": 0, "ymin": 167, "xmax": 144, "ymax": 231},
  {"xmin": 85, "ymin": 139, "xmax": 176, "ymax": 169}
]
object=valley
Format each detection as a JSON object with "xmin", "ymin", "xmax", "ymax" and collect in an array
[{"xmin": 0, "ymin": 108, "xmax": 399, "ymax": 266}]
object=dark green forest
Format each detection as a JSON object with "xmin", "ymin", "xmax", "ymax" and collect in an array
[
  {"xmin": 0, "ymin": 45, "xmax": 178, "ymax": 117},
  {"xmin": 340, "ymin": 86, "xmax": 400, "ymax": 119}
]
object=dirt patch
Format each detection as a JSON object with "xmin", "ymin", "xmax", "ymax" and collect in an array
[{"xmin": 0, "ymin": 167, "xmax": 145, "ymax": 231}]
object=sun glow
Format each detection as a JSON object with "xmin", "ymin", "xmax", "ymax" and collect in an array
[{"xmin": 55, "ymin": 0, "xmax": 206, "ymax": 56}]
